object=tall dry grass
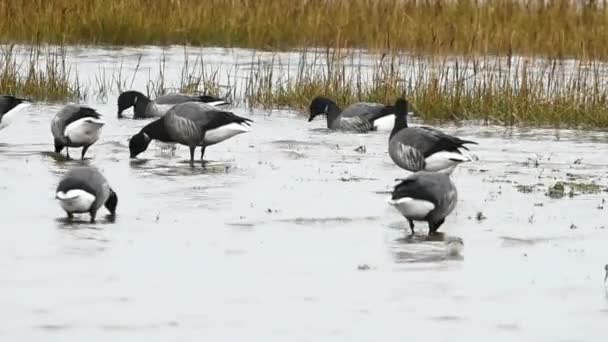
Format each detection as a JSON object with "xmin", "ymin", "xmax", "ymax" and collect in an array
[
  {"xmin": 2, "ymin": 0, "xmax": 608, "ymax": 58},
  {"xmin": 246, "ymin": 50, "xmax": 608, "ymax": 127},
  {"xmin": 0, "ymin": 45, "xmax": 80, "ymax": 100}
]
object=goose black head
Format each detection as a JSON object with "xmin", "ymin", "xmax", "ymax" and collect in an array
[
  {"xmin": 308, "ymin": 96, "xmax": 339, "ymax": 122},
  {"xmin": 394, "ymin": 97, "xmax": 409, "ymax": 117},
  {"xmin": 1, "ymin": 96, "xmax": 29, "ymax": 115},
  {"xmin": 129, "ymin": 131, "xmax": 151, "ymax": 158},
  {"xmin": 117, "ymin": 90, "xmax": 145, "ymax": 118},
  {"xmin": 105, "ymin": 188, "xmax": 118, "ymax": 215}
]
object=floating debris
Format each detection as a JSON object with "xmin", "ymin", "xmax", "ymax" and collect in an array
[
  {"xmin": 546, "ymin": 181, "xmax": 608, "ymax": 198},
  {"xmin": 354, "ymin": 145, "xmax": 367, "ymax": 153}
]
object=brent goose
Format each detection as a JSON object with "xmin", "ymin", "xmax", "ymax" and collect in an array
[
  {"xmin": 388, "ymin": 98, "xmax": 477, "ymax": 173},
  {"xmin": 55, "ymin": 166, "xmax": 118, "ymax": 222},
  {"xmin": 308, "ymin": 96, "xmax": 395, "ymax": 132},
  {"xmin": 388, "ymin": 171, "xmax": 457, "ymax": 235},
  {"xmin": 51, "ymin": 104, "xmax": 105, "ymax": 160},
  {"xmin": 0, "ymin": 95, "xmax": 30, "ymax": 131},
  {"xmin": 129, "ymin": 102, "xmax": 252, "ymax": 164},
  {"xmin": 117, "ymin": 90, "xmax": 229, "ymax": 119}
]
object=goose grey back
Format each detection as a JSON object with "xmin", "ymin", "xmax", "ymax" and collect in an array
[
  {"xmin": 56, "ymin": 167, "xmax": 118, "ymax": 219},
  {"xmin": 308, "ymin": 96, "xmax": 395, "ymax": 132},
  {"xmin": 392, "ymin": 171, "xmax": 457, "ymax": 234}
]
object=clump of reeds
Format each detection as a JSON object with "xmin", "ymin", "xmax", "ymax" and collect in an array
[
  {"xmin": 2, "ymin": 0, "xmax": 608, "ymax": 59},
  {"xmin": 0, "ymin": 45, "xmax": 80, "ymax": 101},
  {"xmin": 246, "ymin": 49, "xmax": 608, "ymax": 128}
]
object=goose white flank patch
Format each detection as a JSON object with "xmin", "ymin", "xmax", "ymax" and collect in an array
[
  {"xmin": 424, "ymin": 151, "xmax": 472, "ymax": 172},
  {"xmin": 371, "ymin": 114, "xmax": 395, "ymax": 131},
  {"xmin": 0, "ymin": 96, "xmax": 30, "ymax": 131},
  {"xmin": 129, "ymin": 102, "xmax": 252, "ymax": 164},
  {"xmin": 55, "ymin": 167, "xmax": 118, "ymax": 222},
  {"xmin": 388, "ymin": 171, "xmax": 458, "ymax": 235},
  {"xmin": 64, "ymin": 117, "xmax": 105, "ymax": 146},
  {"xmin": 387, "ymin": 197, "xmax": 436, "ymax": 220},
  {"xmin": 51, "ymin": 104, "xmax": 105, "ymax": 160},
  {"xmin": 117, "ymin": 90, "xmax": 230, "ymax": 119},
  {"xmin": 388, "ymin": 98, "xmax": 477, "ymax": 173},
  {"xmin": 56, "ymin": 189, "xmax": 97, "ymax": 214},
  {"xmin": 204, "ymin": 122, "xmax": 252, "ymax": 145},
  {"xmin": 308, "ymin": 96, "xmax": 396, "ymax": 133}
]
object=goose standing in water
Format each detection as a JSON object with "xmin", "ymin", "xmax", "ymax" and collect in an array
[
  {"xmin": 308, "ymin": 96, "xmax": 396, "ymax": 132},
  {"xmin": 117, "ymin": 90, "xmax": 229, "ymax": 119},
  {"xmin": 51, "ymin": 105, "xmax": 105, "ymax": 160},
  {"xmin": 129, "ymin": 102, "xmax": 252, "ymax": 164},
  {"xmin": 388, "ymin": 98, "xmax": 477, "ymax": 173},
  {"xmin": 55, "ymin": 167, "xmax": 118, "ymax": 222},
  {"xmin": 388, "ymin": 171, "xmax": 457, "ymax": 235},
  {"xmin": 0, "ymin": 95, "xmax": 30, "ymax": 131}
]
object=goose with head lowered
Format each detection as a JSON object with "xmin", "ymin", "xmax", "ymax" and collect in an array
[
  {"xmin": 129, "ymin": 102, "xmax": 252, "ymax": 164},
  {"xmin": 388, "ymin": 98, "xmax": 477, "ymax": 173},
  {"xmin": 55, "ymin": 166, "xmax": 118, "ymax": 222},
  {"xmin": 388, "ymin": 171, "xmax": 457, "ymax": 236},
  {"xmin": 308, "ymin": 96, "xmax": 396, "ymax": 132},
  {"xmin": 0, "ymin": 95, "xmax": 30, "ymax": 131},
  {"xmin": 51, "ymin": 104, "xmax": 105, "ymax": 160},
  {"xmin": 117, "ymin": 90, "xmax": 230, "ymax": 119}
]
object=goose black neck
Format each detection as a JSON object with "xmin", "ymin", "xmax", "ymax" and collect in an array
[
  {"xmin": 141, "ymin": 117, "xmax": 172, "ymax": 142},
  {"xmin": 134, "ymin": 95, "xmax": 152, "ymax": 119},
  {"xmin": 390, "ymin": 114, "xmax": 408, "ymax": 139}
]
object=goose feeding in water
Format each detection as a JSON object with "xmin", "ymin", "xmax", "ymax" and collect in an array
[
  {"xmin": 388, "ymin": 171, "xmax": 458, "ymax": 235},
  {"xmin": 117, "ymin": 90, "xmax": 230, "ymax": 119},
  {"xmin": 55, "ymin": 166, "xmax": 118, "ymax": 222},
  {"xmin": 0, "ymin": 95, "xmax": 30, "ymax": 131},
  {"xmin": 308, "ymin": 96, "xmax": 396, "ymax": 132},
  {"xmin": 388, "ymin": 98, "xmax": 477, "ymax": 173},
  {"xmin": 129, "ymin": 102, "xmax": 252, "ymax": 164},
  {"xmin": 51, "ymin": 104, "xmax": 105, "ymax": 160}
]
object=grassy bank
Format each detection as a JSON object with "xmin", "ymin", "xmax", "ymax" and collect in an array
[
  {"xmin": 0, "ymin": 45, "xmax": 80, "ymax": 101},
  {"xmin": 246, "ymin": 50, "xmax": 608, "ymax": 128},
  {"xmin": 3, "ymin": 0, "xmax": 608, "ymax": 59},
  {"xmin": 3, "ymin": 45, "xmax": 608, "ymax": 128}
]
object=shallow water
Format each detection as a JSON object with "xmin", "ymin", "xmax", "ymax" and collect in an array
[{"xmin": 1, "ymin": 47, "xmax": 608, "ymax": 341}]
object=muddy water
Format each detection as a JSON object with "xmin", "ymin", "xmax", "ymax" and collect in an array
[{"xmin": 1, "ymin": 47, "xmax": 608, "ymax": 341}]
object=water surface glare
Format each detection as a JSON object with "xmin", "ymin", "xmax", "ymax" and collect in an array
[{"xmin": 1, "ymin": 47, "xmax": 608, "ymax": 341}]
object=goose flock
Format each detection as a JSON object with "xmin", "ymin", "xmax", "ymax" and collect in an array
[{"xmin": 1, "ymin": 92, "xmax": 476, "ymax": 234}]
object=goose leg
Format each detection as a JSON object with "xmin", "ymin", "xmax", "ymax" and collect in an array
[
  {"xmin": 200, "ymin": 146, "xmax": 206, "ymax": 162},
  {"xmin": 89, "ymin": 210, "xmax": 97, "ymax": 223},
  {"xmin": 188, "ymin": 146, "xmax": 196, "ymax": 165},
  {"xmin": 407, "ymin": 219, "xmax": 415, "ymax": 235},
  {"xmin": 65, "ymin": 146, "xmax": 71, "ymax": 160},
  {"xmin": 428, "ymin": 218, "xmax": 445, "ymax": 235},
  {"xmin": 66, "ymin": 212, "xmax": 73, "ymax": 220},
  {"xmin": 81, "ymin": 145, "xmax": 90, "ymax": 160}
]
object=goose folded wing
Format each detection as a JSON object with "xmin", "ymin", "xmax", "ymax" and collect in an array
[
  {"xmin": 403, "ymin": 127, "xmax": 467, "ymax": 157},
  {"xmin": 392, "ymin": 175, "xmax": 442, "ymax": 205},
  {"xmin": 155, "ymin": 94, "xmax": 196, "ymax": 104},
  {"xmin": 62, "ymin": 106, "xmax": 102, "ymax": 126},
  {"xmin": 174, "ymin": 106, "xmax": 252, "ymax": 131},
  {"xmin": 341, "ymin": 102, "xmax": 393, "ymax": 122}
]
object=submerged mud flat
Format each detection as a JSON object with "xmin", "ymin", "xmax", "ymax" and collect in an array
[{"xmin": 1, "ymin": 50, "xmax": 608, "ymax": 341}]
